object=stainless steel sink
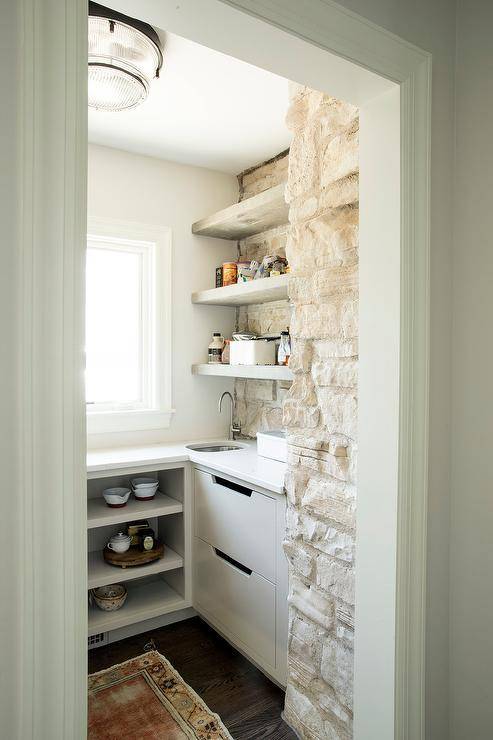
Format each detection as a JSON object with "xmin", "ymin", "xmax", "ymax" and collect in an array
[{"xmin": 186, "ymin": 443, "xmax": 244, "ymax": 453}]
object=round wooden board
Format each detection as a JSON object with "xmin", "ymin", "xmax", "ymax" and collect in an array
[{"xmin": 103, "ymin": 541, "xmax": 164, "ymax": 569}]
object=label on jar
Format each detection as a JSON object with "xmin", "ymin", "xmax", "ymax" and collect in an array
[
  {"xmin": 208, "ymin": 348, "xmax": 222, "ymax": 363},
  {"xmin": 143, "ymin": 535, "xmax": 154, "ymax": 551}
]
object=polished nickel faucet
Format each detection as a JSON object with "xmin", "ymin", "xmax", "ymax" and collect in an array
[{"xmin": 218, "ymin": 391, "xmax": 241, "ymax": 440}]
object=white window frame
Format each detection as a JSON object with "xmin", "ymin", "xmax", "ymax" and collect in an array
[{"xmin": 86, "ymin": 217, "xmax": 173, "ymax": 434}]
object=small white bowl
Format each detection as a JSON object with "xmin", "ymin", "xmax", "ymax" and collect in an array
[
  {"xmin": 131, "ymin": 477, "xmax": 158, "ymax": 489},
  {"xmin": 102, "ymin": 487, "xmax": 131, "ymax": 508},
  {"xmin": 133, "ymin": 487, "xmax": 158, "ymax": 501},
  {"xmin": 91, "ymin": 584, "xmax": 127, "ymax": 611}
]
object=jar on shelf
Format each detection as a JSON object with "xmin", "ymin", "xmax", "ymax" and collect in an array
[
  {"xmin": 278, "ymin": 330, "xmax": 291, "ymax": 366},
  {"xmin": 222, "ymin": 261, "xmax": 237, "ymax": 286},
  {"xmin": 208, "ymin": 332, "xmax": 225, "ymax": 364}
]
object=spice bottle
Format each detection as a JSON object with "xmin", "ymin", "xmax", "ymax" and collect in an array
[
  {"xmin": 208, "ymin": 332, "xmax": 225, "ymax": 364},
  {"xmin": 278, "ymin": 331, "xmax": 291, "ymax": 366}
]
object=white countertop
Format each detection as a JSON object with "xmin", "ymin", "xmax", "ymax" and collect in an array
[{"xmin": 87, "ymin": 439, "xmax": 286, "ymax": 495}]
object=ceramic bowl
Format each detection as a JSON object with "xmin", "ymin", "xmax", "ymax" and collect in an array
[
  {"xmin": 131, "ymin": 477, "xmax": 159, "ymax": 489},
  {"xmin": 92, "ymin": 584, "xmax": 127, "ymax": 611},
  {"xmin": 131, "ymin": 477, "xmax": 158, "ymax": 501},
  {"xmin": 102, "ymin": 487, "xmax": 131, "ymax": 508},
  {"xmin": 133, "ymin": 487, "xmax": 158, "ymax": 501}
]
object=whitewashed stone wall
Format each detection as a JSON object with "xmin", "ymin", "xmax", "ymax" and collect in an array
[
  {"xmin": 234, "ymin": 152, "xmax": 292, "ymax": 437},
  {"xmin": 283, "ymin": 86, "xmax": 359, "ymax": 739}
]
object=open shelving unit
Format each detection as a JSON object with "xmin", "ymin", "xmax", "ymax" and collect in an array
[
  {"xmin": 192, "ymin": 184, "xmax": 293, "ymax": 386},
  {"xmin": 86, "ymin": 465, "xmax": 191, "ymax": 643},
  {"xmin": 88, "ymin": 547, "xmax": 184, "ymax": 589},
  {"xmin": 191, "ymin": 274, "xmax": 289, "ymax": 307},
  {"xmin": 87, "ymin": 491, "xmax": 183, "ymax": 530},
  {"xmin": 192, "ymin": 182, "xmax": 288, "ymax": 240},
  {"xmin": 192, "ymin": 363, "xmax": 293, "ymax": 381},
  {"xmin": 88, "ymin": 578, "xmax": 184, "ymax": 637}
]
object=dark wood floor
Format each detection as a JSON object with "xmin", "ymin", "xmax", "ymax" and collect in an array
[{"xmin": 89, "ymin": 616, "xmax": 296, "ymax": 740}]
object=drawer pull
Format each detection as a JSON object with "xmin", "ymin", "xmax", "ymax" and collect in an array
[
  {"xmin": 212, "ymin": 475, "xmax": 252, "ymax": 497},
  {"xmin": 213, "ymin": 547, "xmax": 252, "ymax": 576}
]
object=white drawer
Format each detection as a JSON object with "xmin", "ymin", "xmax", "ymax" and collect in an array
[
  {"xmin": 194, "ymin": 536, "xmax": 276, "ymax": 667},
  {"xmin": 194, "ymin": 468, "xmax": 276, "ymax": 582}
]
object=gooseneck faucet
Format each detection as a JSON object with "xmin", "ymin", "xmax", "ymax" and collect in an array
[{"xmin": 218, "ymin": 391, "xmax": 241, "ymax": 440}]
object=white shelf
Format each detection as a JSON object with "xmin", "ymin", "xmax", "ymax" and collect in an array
[
  {"xmin": 192, "ymin": 183, "xmax": 288, "ymax": 240},
  {"xmin": 192, "ymin": 274, "xmax": 289, "ymax": 307},
  {"xmin": 88, "ymin": 579, "xmax": 186, "ymax": 636},
  {"xmin": 87, "ymin": 546, "xmax": 183, "ymax": 589},
  {"xmin": 192, "ymin": 363, "xmax": 293, "ymax": 381},
  {"xmin": 87, "ymin": 491, "xmax": 183, "ymax": 530}
]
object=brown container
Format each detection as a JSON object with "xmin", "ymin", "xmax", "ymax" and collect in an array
[{"xmin": 222, "ymin": 261, "xmax": 237, "ymax": 286}]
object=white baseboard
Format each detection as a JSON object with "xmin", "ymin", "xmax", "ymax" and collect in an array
[{"xmin": 101, "ymin": 607, "xmax": 197, "ymax": 646}]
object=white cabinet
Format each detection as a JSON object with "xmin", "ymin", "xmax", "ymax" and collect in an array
[
  {"xmin": 194, "ymin": 468, "xmax": 276, "ymax": 581},
  {"xmin": 86, "ymin": 464, "xmax": 192, "ymax": 640},
  {"xmin": 194, "ymin": 537, "xmax": 276, "ymax": 666},
  {"xmin": 192, "ymin": 466, "xmax": 288, "ymax": 686}
]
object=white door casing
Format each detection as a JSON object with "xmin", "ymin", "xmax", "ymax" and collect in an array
[{"xmin": 7, "ymin": 0, "xmax": 430, "ymax": 738}]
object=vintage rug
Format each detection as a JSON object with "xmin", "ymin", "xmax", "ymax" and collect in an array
[{"xmin": 88, "ymin": 650, "xmax": 233, "ymax": 740}]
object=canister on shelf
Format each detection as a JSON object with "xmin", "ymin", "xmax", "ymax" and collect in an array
[
  {"xmin": 127, "ymin": 520, "xmax": 150, "ymax": 546},
  {"xmin": 222, "ymin": 261, "xmax": 237, "ymax": 286},
  {"xmin": 137, "ymin": 527, "xmax": 156, "ymax": 552}
]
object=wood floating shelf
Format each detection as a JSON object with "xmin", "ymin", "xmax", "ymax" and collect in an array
[
  {"xmin": 192, "ymin": 183, "xmax": 289, "ymax": 240},
  {"xmin": 88, "ymin": 579, "xmax": 185, "ymax": 636},
  {"xmin": 192, "ymin": 274, "xmax": 289, "ymax": 307},
  {"xmin": 192, "ymin": 363, "xmax": 293, "ymax": 381},
  {"xmin": 87, "ymin": 546, "xmax": 183, "ymax": 589},
  {"xmin": 87, "ymin": 491, "xmax": 183, "ymax": 530}
]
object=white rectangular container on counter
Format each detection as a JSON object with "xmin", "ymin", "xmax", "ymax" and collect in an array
[
  {"xmin": 257, "ymin": 430, "xmax": 287, "ymax": 462},
  {"xmin": 230, "ymin": 339, "xmax": 276, "ymax": 366}
]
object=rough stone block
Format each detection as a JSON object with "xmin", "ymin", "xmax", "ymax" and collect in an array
[
  {"xmin": 321, "ymin": 119, "xmax": 359, "ymax": 189},
  {"xmin": 284, "ymin": 685, "xmax": 325, "ymax": 740},
  {"xmin": 283, "ymin": 400, "xmax": 320, "ymax": 429},
  {"xmin": 284, "ymin": 537, "xmax": 316, "ymax": 579},
  {"xmin": 312, "ymin": 358, "xmax": 358, "ymax": 388},
  {"xmin": 301, "ymin": 476, "xmax": 356, "ymax": 529},
  {"xmin": 288, "ymin": 573, "xmax": 335, "ymax": 631},
  {"xmin": 321, "ymin": 636, "xmax": 354, "ymax": 711},
  {"xmin": 288, "ymin": 444, "xmax": 351, "ymax": 483},
  {"xmin": 316, "ymin": 388, "xmax": 358, "ymax": 439},
  {"xmin": 316, "ymin": 555, "xmax": 355, "ymax": 605},
  {"xmin": 287, "ymin": 338, "xmax": 313, "ymax": 374},
  {"xmin": 239, "ymin": 152, "xmax": 289, "ymax": 199},
  {"xmin": 291, "ymin": 299, "xmax": 358, "ymax": 341},
  {"xmin": 295, "ymin": 513, "xmax": 355, "ymax": 563}
]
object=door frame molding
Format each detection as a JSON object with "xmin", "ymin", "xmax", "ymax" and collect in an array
[{"xmin": 13, "ymin": 1, "xmax": 430, "ymax": 738}]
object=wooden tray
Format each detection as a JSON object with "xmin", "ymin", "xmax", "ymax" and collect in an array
[{"xmin": 103, "ymin": 541, "xmax": 164, "ymax": 569}]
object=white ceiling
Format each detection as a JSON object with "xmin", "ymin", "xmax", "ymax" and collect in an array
[{"xmin": 88, "ymin": 28, "xmax": 292, "ymax": 174}]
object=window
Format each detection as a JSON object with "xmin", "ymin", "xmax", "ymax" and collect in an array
[{"xmin": 86, "ymin": 218, "xmax": 173, "ymax": 434}]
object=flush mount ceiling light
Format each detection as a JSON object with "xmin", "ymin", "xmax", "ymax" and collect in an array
[{"xmin": 88, "ymin": 2, "xmax": 163, "ymax": 112}]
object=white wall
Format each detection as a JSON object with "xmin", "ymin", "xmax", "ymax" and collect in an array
[
  {"xmin": 87, "ymin": 144, "xmax": 238, "ymax": 447},
  {"xmin": 451, "ymin": 2, "xmax": 493, "ymax": 738}
]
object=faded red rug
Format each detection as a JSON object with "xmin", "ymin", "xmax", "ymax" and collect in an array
[{"xmin": 88, "ymin": 650, "xmax": 232, "ymax": 740}]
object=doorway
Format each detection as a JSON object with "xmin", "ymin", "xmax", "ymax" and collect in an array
[{"xmin": 13, "ymin": 2, "xmax": 430, "ymax": 738}]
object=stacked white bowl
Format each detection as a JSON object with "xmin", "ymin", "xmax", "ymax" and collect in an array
[{"xmin": 131, "ymin": 477, "xmax": 159, "ymax": 500}]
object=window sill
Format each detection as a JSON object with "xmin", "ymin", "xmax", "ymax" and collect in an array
[{"xmin": 86, "ymin": 408, "xmax": 175, "ymax": 435}]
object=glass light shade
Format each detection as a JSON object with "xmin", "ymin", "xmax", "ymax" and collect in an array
[{"xmin": 88, "ymin": 16, "xmax": 161, "ymax": 111}]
